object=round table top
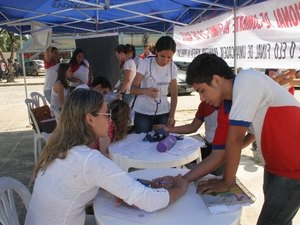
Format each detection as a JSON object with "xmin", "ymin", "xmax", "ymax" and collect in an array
[
  {"xmin": 108, "ymin": 133, "xmax": 205, "ymax": 171},
  {"xmin": 94, "ymin": 168, "xmax": 242, "ymax": 225}
]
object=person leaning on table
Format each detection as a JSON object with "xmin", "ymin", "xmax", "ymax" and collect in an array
[
  {"xmin": 25, "ymin": 89, "xmax": 188, "ymax": 225},
  {"xmin": 153, "ymin": 102, "xmax": 254, "ymax": 200},
  {"xmin": 188, "ymin": 53, "xmax": 300, "ymax": 225}
]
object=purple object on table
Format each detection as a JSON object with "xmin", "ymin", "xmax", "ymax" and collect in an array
[{"xmin": 156, "ymin": 135, "xmax": 177, "ymax": 152}]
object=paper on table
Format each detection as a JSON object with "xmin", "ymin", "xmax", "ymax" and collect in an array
[
  {"xmin": 100, "ymin": 195, "xmax": 154, "ymax": 224},
  {"xmin": 167, "ymin": 138, "xmax": 204, "ymax": 156},
  {"xmin": 109, "ymin": 134, "xmax": 151, "ymax": 157},
  {"xmin": 207, "ymin": 204, "xmax": 242, "ymax": 215},
  {"xmin": 195, "ymin": 176, "xmax": 255, "ymax": 215}
]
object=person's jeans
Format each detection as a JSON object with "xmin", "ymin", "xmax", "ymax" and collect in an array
[
  {"xmin": 257, "ymin": 170, "xmax": 300, "ymax": 225},
  {"xmin": 43, "ymin": 90, "xmax": 51, "ymax": 104},
  {"xmin": 134, "ymin": 112, "xmax": 169, "ymax": 133}
]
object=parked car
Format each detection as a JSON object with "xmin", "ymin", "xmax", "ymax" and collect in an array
[
  {"xmin": 25, "ymin": 60, "xmax": 45, "ymax": 76},
  {"xmin": 174, "ymin": 61, "xmax": 190, "ymax": 70},
  {"xmin": 176, "ymin": 70, "xmax": 194, "ymax": 95},
  {"xmin": 168, "ymin": 70, "xmax": 194, "ymax": 95},
  {"xmin": 60, "ymin": 58, "xmax": 70, "ymax": 63}
]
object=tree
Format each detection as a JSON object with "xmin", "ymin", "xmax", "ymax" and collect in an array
[
  {"xmin": 0, "ymin": 29, "xmax": 27, "ymax": 82},
  {"xmin": 143, "ymin": 33, "xmax": 149, "ymax": 45}
]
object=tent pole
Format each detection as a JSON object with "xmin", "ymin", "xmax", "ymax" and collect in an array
[
  {"xmin": 120, "ymin": 32, "xmax": 124, "ymax": 44},
  {"xmin": 233, "ymin": 0, "xmax": 237, "ymax": 74},
  {"xmin": 19, "ymin": 28, "xmax": 28, "ymax": 99}
]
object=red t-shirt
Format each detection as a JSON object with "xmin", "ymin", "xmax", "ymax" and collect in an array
[
  {"xmin": 212, "ymin": 101, "xmax": 231, "ymax": 150},
  {"xmin": 44, "ymin": 60, "xmax": 57, "ymax": 69},
  {"xmin": 195, "ymin": 101, "xmax": 216, "ymax": 121}
]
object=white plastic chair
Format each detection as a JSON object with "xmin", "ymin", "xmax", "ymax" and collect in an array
[
  {"xmin": 30, "ymin": 91, "xmax": 61, "ymax": 122},
  {"xmin": 25, "ymin": 98, "xmax": 49, "ymax": 162},
  {"xmin": 0, "ymin": 177, "xmax": 31, "ymax": 225},
  {"xmin": 30, "ymin": 91, "xmax": 48, "ymax": 107}
]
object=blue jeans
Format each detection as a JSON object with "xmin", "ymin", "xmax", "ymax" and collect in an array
[
  {"xmin": 134, "ymin": 112, "xmax": 169, "ymax": 133},
  {"xmin": 257, "ymin": 170, "xmax": 300, "ymax": 225}
]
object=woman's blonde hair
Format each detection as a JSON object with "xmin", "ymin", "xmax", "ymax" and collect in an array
[{"xmin": 33, "ymin": 89, "xmax": 104, "ymax": 178}]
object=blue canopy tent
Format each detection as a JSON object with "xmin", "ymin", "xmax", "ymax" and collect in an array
[
  {"xmin": 0, "ymin": 0, "xmax": 268, "ymax": 97},
  {"xmin": 0, "ymin": 0, "xmax": 267, "ymax": 35}
]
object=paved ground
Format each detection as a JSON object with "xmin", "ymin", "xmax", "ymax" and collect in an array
[{"xmin": 0, "ymin": 76, "xmax": 299, "ymax": 224}]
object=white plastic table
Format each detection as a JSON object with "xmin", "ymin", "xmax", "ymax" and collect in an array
[
  {"xmin": 94, "ymin": 168, "xmax": 242, "ymax": 225},
  {"xmin": 108, "ymin": 133, "xmax": 205, "ymax": 171}
]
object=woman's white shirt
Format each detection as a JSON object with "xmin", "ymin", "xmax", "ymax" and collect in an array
[
  {"xmin": 72, "ymin": 59, "xmax": 90, "ymax": 85},
  {"xmin": 25, "ymin": 146, "xmax": 169, "ymax": 225},
  {"xmin": 133, "ymin": 58, "xmax": 177, "ymax": 115},
  {"xmin": 50, "ymin": 82, "xmax": 69, "ymax": 112},
  {"xmin": 123, "ymin": 58, "xmax": 136, "ymax": 93}
]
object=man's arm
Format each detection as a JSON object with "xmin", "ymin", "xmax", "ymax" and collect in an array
[
  {"xmin": 154, "ymin": 117, "xmax": 203, "ymax": 133},
  {"xmin": 44, "ymin": 46, "xmax": 52, "ymax": 62},
  {"xmin": 185, "ymin": 127, "xmax": 251, "ymax": 185},
  {"xmin": 242, "ymin": 133, "xmax": 255, "ymax": 148},
  {"xmin": 223, "ymin": 125, "xmax": 248, "ymax": 186},
  {"xmin": 183, "ymin": 150, "xmax": 225, "ymax": 183},
  {"xmin": 197, "ymin": 125, "xmax": 248, "ymax": 193},
  {"xmin": 168, "ymin": 78, "xmax": 178, "ymax": 126}
]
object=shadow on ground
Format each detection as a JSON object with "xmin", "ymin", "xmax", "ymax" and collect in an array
[
  {"xmin": 0, "ymin": 129, "xmax": 36, "ymax": 223},
  {"xmin": 0, "ymin": 130, "xmax": 35, "ymax": 186}
]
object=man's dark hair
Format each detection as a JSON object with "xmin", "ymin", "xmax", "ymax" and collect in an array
[
  {"xmin": 90, "ymin": 76, "xmax": 112, "ymax": 90},
  {"xmin": 186, "ymin": 53, "xmax": 234, "ymax": 85}
]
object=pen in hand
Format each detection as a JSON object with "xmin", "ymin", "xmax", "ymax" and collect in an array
[
  {"xmin": 152, "ymin": 178, "xmax": 175, "ymax": 189},
  {"xmin": 157, "ymin": 180, "xmax": 174, "ymax": 186}
]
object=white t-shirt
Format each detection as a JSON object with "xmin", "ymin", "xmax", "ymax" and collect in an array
[
  {"xmin": 133, "ymin": 58, "xmax": 177, "ymax": 115},
  {"xmin": 134, "ymin": 55, "xmax": 142, "ymax": 68},
  {"xmin": 50, "ymin": 83, "xmax": 69, "ymax": 112},
  {"xmin": 72, "ymin": 59, "xmax": 90, "ymax": 86},
  {"xmin": 230, "ymin": 69, "xmax": 300, "ymax": 179},
  {"xmin": 44, "ymin": 63, "xmax": 59, "ymax": 91},
  {"xmin": 122, "ymin": 58, "xmax": 136, "ymax": 94},
  {"xmin": 25, "ymin": 146, "xmax": 169, "ymax": 225}
]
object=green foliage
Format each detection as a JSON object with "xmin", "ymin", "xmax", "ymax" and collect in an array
[{"xmin": 0, "ymin": 28, "xmax": 27, "ymax": 52}]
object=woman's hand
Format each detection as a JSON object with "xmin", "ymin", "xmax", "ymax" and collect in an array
[
  {"xmin": 115, "ymin": 197, "xmax": 124, "ymax": 206},
  {"xmin": 115, "ymin": 197, "xmax": 138, "ymax": 208},
  {"xmin": 173, "ymin": 174, "xmax": 188, "ymax": 191},
  {"xmin": 151, "ymin": 176, "xmax": 175, "ymax": 189},
  {"xmin": 144, "ymin": 87, "xmax": 159, "ymax": 98}
]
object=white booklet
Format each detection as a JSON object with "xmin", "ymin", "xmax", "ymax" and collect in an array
[{"xmin": 195, "ymin": 175, "xmax": 256, "ymax": 214}]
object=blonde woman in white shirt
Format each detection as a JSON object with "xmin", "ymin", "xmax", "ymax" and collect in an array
[{"xmin": 25, "ymin": 89, "xmax": 187, "ymax": 225}]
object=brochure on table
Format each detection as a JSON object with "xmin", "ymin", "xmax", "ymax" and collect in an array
[{"xmin": 195, "ymin": 175, "xmax": 256, "ymax": 214}]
